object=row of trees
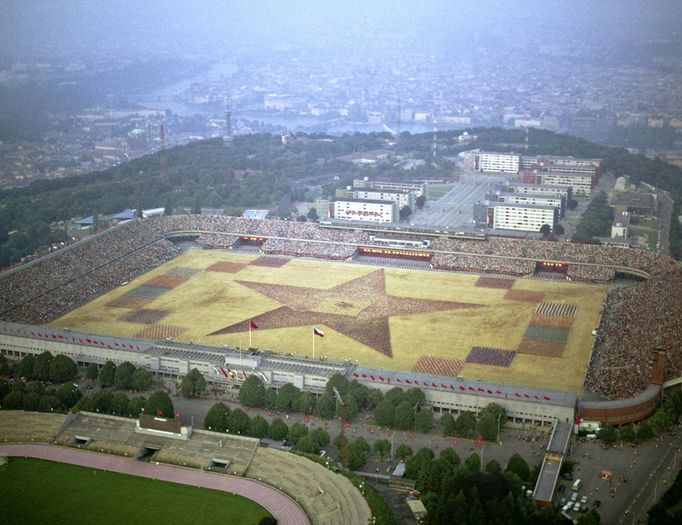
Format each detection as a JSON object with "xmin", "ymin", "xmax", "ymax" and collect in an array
[
  {"xmin": 14, "ymin": 352, "xmax": 78, "ymax": 383},
  {"xmin": 0, "ymin": 377, "xmax": 79, "ymax": 413},
  {"xmin": 240, "ymin": 373, "xmax": 505, "ymax": 435},
  {"xmin": 203, "ymin": 401, "xmax": 330, "ymax": 455},
  {"xmin": 85, "ymin": 360, "xmax": 154, "ymax": 391}
]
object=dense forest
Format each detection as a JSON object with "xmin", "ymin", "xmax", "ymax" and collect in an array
[{"xmin": 1, "ymin": 127, "xmax": 681, "ymax": 268}]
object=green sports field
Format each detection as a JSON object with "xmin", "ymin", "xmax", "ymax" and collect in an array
[
  {"xmin": 53, "ymin": 249, "xmax": 607, "ymax": 392},
  {"xmin": 0, "ymin": 458, "xmax": 270, "ymax": 525}
]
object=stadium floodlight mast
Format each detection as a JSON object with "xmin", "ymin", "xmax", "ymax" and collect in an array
[{"xmin": 333, "ymin": 387, "xmax": 346, "ymax": 468}]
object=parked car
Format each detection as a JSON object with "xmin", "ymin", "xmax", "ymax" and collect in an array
[
  {"xmin": 559, "ymin": 485, "xmax": 566, "ymax": 493},
  {"xmin": 571, "ymin": 492, "xmax": 579, "ymax": 502},
  {"xmin": 574, "ymin": 503, "xmax": 581, "ymax": 513},
  {"xmin": 593, "ymin": 500, "xmax": 602, "ymax": 508},
  {"xmin": 580, "ymin": 495, "xmax": 588, "ymax": 505}
]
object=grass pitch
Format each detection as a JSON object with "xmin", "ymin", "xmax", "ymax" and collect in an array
[
  {"xmin": 0, "ymin": 457, "xmax": 270, "ymax": 525},
  {"xmin": 53, "ymin": 249, "xmax": 607, "ymax": 392}
]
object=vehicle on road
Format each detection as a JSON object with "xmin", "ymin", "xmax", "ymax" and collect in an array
[
  {"xmin": 593, "ymin": 500, "xmax": 601, "ymax": 508},
  {"xmin": 572, "ymin": 479, "xmax": 583, "ymax": 491}
]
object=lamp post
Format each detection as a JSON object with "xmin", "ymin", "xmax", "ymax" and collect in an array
[
  {"xmin": 497, "ymin": 413, "xmax": 502, "ymax": 445},
  {"xmin": 414, "ymin": 402, "xmax": 420, "ymax": 431}
]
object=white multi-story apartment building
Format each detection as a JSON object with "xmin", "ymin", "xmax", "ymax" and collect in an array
[
  {"xmin": 537, "ymin": 172, "xmax": 593, "ymax": 196},
  {"xmin": 345, "ymin": 187, "xmax": 415, "ymax": 209},
  {"xmin": 487, "ymin": 203, "xmax": 557, "ymax": 232},
  {"xmin": 505, "ymin": 183, "xmax": 571, "ymax": 200},
  {"xmin": 497, "ymin": 193, "xmax": 565, "ymax": 217},
  {"xmin": 463, "ymin": 151, "xmax": 520, "ymax": 173},
  {"xmin": 331, "ymin": 198, "xmax": 398, "ymax": 223},
  {"xmin": 353, "ymin": 178, "xmax": 426, "ymax": 197}
]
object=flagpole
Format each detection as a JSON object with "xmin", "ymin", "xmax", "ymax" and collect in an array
[
  {"xmin": 312, "ymin": 328, "xmax": 315, "ymax": 360},
  {"xmin": 249, "ymin": 320, "xmax": 252, "ymax": 348}
]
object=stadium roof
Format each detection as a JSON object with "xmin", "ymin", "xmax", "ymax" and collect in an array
[
  {"xmin": 111, "ymin": 209, "xmax": 136, "ymax": 220},
  {"xmin": 352, "ymin": 366, "xmax": 577, "ymax": 408},
  {"xmin": 242, "ymin": 210, "xmax": 270, "ymax": 219}
]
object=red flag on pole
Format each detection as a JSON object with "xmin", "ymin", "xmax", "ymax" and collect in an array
[
  {"xmin": 249, "ymin": 320, "xmax": 258, "ymax": 330},
  {"xmin": 313, "ymin": 327, "xmax": 325, "ymax": 337}
]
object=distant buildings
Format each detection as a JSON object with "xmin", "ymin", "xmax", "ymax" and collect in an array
[
  {"xmin": 330, "ymin": 198, "xmax": 398, "ymax": 223},
  {"xmin": 462, "ymin": 151, "xmax": 521, "ymax": 174}
]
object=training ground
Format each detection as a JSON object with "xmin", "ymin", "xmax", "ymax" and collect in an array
[{"xmin": 53, "ymin": 249, "xmax": 606, "ymax": 393}]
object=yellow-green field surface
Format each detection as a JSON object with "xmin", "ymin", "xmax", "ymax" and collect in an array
[{"xmin": 53, "ymin": 250, "xmax": 607, "ymax": 392}]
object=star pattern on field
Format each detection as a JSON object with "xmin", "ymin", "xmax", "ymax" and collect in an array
[{"xmin": 210, "ymin": 269, "xmax": 482, "ymax": 358}]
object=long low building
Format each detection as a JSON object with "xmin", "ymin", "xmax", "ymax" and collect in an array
[
  {"xmin": 1, "ymin": 321, "xmax": 576, "ymax": 427},
  {"xmin": 330, "ymin": 198, "xmax": 399, "ymax": 223}
]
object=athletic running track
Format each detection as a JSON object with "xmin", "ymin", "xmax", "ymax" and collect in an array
[{"xmin": 0, "ymin": 444, "xmax": 310, "ymax": 525}]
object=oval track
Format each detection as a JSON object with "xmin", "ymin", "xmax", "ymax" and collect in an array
[{"xmin": 0, "ymin": 443, "xmax": 310, "ymax": 525}]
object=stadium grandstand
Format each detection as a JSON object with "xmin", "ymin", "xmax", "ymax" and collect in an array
[{"xmin": 0, "ymin": 214, "xmax": 680, "ymax": 427}]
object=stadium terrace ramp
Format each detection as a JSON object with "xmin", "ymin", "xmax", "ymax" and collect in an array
[{"xmin": 533, "ymin": 420, "xmax": 573, "ymax": 507}]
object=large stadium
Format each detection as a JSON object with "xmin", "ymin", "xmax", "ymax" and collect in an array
[{"xmin": 1, "ymin": 214, "xmax": 681, "ymax": 422}]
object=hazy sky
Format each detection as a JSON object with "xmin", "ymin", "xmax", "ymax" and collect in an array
[{"xmin": 1, "ymin": 0, "xmax": 681, "ymax": 57}]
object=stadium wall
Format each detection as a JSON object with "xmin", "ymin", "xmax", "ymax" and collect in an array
[{"xmin": 578, "ymin": 384, "xmax": 661, "ymax": 426}]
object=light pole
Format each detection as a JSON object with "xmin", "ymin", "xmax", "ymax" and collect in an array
[
  {"xmin": 414, "ymin": 402, "xmax": 419, "ymax": 431},
  {"xmin": 496, "ymin": 413, "xmax": 502, "ymax": 445}
]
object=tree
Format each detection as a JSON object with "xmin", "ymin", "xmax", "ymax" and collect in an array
[
  {"xmin": 598, "ymin": 425, "xmax": 618, "ymax": 445},
  {"xmin": 239, "ymin": 375, "xmax": 266, "ymax": 408},
  {"xmin": 416, "ymin": 195, "xmax": 426, "ymax": 208},
  {"xmin": 441, "ymin": 414, "xmax": 456, "ymax": 436},
  {"xmin": 539, "ymin": 223, "xmax": 551, "ymax": 237},
  {"xmin": 276, "ymin": 383, "xmax": 300, "ymax": 412},
  {"xmin": 577, "ymin": 509, "xmax": 601, "ymax": 525},
  {"xmin": 288, "ymin": 422, "xmax": 309, "ymax": 445},
  {"xmin": 561, "ymin": 459, "xmax": 576, "ymax": 476},
  {"xmin": 295, "ymin": 391, "xmax": 315, "ymax": 414},
  {"xmin": 395, "ymin": 444, "xmax": 413, "ymax": 461},
  {"xmin": 115, "ymin": 362, "xmax": 136, "ymax": 390},
  {"xmin": 0, "ymin": 355, "xmax": 9, "ymax": 375},
  {"xmin": 325, "ymin": 373, "xmax": 349, "ymax": 397},
  {"xmin": 23, "ymin": 392, "xmax": 41, "ymax": 411},
  {"xmin": 415, "ymin": 409, "xmax": 433, "ymax": 433},
  {"xmin": 56, "ymin": 382, "xmax": 81, "ymax": 409},
  {"xmin": 374, "ymin": 399, "xmax": 396, "ymax": 427},
  {"xmin": 296, "ymin": 435, "xmax": 319, "ymax": 454},
  {"xmin": 619, "ymin": 425, "xmax": 636, "ymax": 443},
  {"xmin": 48, "ymin": 354, "xmax": 78, "ymax": 383},
  {"xmin": 264, "ymin": 387, "xmax": 278, "ymax": 409},
  {"xmin": 399, "ymin": 205, "xmax": 412, "ymax": 220},
  {"xmin": 17, "ymin": 355, "xmax": 36, "ymax": 379},
  {"xmin": 310, "ymin": 427, "xmax": 330, "ymax": 449},
  {"xmin": 33, "ymin": 351, "xmax": 53, "ymax": 381},
  {"xmin": 465, "ymin": 452, "xmax": 481, "ymax": 473},
  {"xmin": 439, "ymin": 448, "xmax": 460, "ymax": 467},
  {"xmin": 554, "ymin": 223, "xmax": 565, "ymax": 235},
  {"xmin": 406, "ymin": 448, "xmax": 435, "ymax": 480},
  {"xmin": 393, "ymin": 401, "xmax": 415, "ymax": 430},
  {"xmin": 2, "ymin": 391, "xmax": 24, "ymax": 409},
  {"xmin": 476, "ymin": 413, "xmax": 498, "ymax": 442},
  {"xmin": 366, "ymin": 388, "xmax": 384, "ymax": 410},
  {"xmin": 268, "ymin": 417, "xmax": 289, "ymax": 441},
  {"xmin": 248, "ymin": 415, "xmax": 269, "ymax": 438},
  {"xmin": 637, "ymin": 421, "xmax": 655, "ymax": 441},
  {"xmin": 315, "ymin": 391, "xmax": 336, "ymax": 419},
  {"xmin": 181, "ymin": 368, "xmax": 206, "ymax": 398},
  {"xmin": 384, "ymin": 387, "xmax": 405, "ymax": 407},
  {"xmin": 505, "ymin": 453, "xmax": 530, "ymax": 481},
  {"xmin": 39, "ymin": 395, "xmax": 62, "ymax": 412},
  {"xmin": 227, "ymin": 408, "xmax": 250, "ymax": 435},
  {"xmin": 485, "ymin": 459, "xmax": 503, "ymax": 476},
  {"xmin": 306, "ymin": 207, "xmax": 319, "ymax": 221},
  {"xmin": 205, "ymin": 402, "xmax": 230, "ymax": 432},
  {"xmin": 91, "ymin": 390, "xmax": 114, "ymax": 413},
  {"xmin": 405, "ymin": 388, "xmax": 426, "ymax": 407},
  {"xmin": 131, "ymin": 368, "xmax": 153, "ymax": 391},
  {"xmin": 25, "ymin": 380, "xmax": 44, "ymax": 395},
  {"xmin": 85, "ymin": 363, "xmax": 99, "ymax": 381},
  {"xmin": 145, "ymin": 391, "xmax": 174, "ymax": 418},
  {"xmin": 346, "ymin": 441, "xmax": 368, "ymax": 471},
  {"xmin": 99, "ymin": 361, "xmax": 116, "ymax": 388},
  {"xmin": 128, "ymin": 396, "xmax": 146, "ymax": 417},
  {"xmin": 454, "ymin": 411, "xmax": 477, "ymax": 438},
  {"xmin": 75, "ymin": 395, "xmax": 93, "ymax": 412},
  {"xmin": 374, "ymin": 439, "xmax": 391, "ymax": 461},
  {"xmin": 110, "ymin": 393, "xmax": 130, "ymax": 416}
]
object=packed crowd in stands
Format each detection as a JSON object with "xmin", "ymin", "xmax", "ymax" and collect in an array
[
  {"xmin": 1, "ymin": 214, "xmax": 680, "ymax": 402},
  {"xmin": 262, "ymin": 238, "xmax": 356, "ymax": 259},
  {"xmin": 584, "ymin": 267, "xmax": 682, "ymax": 399},
  {"xmin": 0, "ymin": 220, "xmax": 174, "ymax": 319},
  {"xmin": 432, "ymin": 253, "xmax": 536, "ymax": 275}
]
